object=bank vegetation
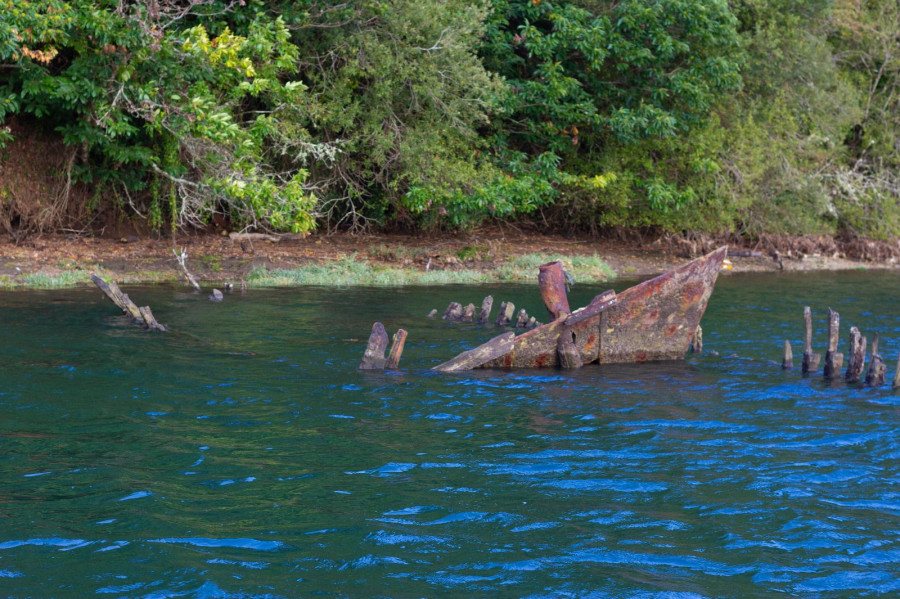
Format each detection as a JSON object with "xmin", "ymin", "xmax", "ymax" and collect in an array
[{"xmin": 1, "ymin": 1, "xmax": 898, "ymax": 244}]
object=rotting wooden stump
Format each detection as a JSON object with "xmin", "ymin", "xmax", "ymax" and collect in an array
[
  {"xmin": 515, "ymin": 309, "xmax": 530, "ymax": 328},
  {"xmin": 865, "ymin": 332, "xmax": 886, "ymax": 386},
  {"xmin": 386, "ymin": 329, "xmax": 408, "ymax": 369},
  {"xmin": 461, "ymin": 303, "xmax": 476, "ymax": 322},
  {"xmin": 359, "ymin": 322, "xmax": 389, "ymax": 370},
  {"xmin": 443, "ymin": 302, "xmax": 464, "ymax": 321},
  {"xmin": 478, "ymin": 296, "xmax": 493, "ymax": 325},
  {"xmin": 495, "ymin": 301, "xmax": 515, "ymax": 327},
  {"xmin": 361, "ymin": 323, "xmax": 408, "ymax": 370},
  {"xmin": 691, "ymin": 325, "xmax": 703, "ymax": 353},
  {"xmin": 845, "ymin": 326, "xmax": 867, "ymax": 383},
  {"xmin": 538, "ymin": 261, "xmax": 571, "ymax": 320},
  {"xmin": 782, "ymin": 340, "xmax": 793, "ymax": 369},
  {"xmin": 91, "ymin": 274, "xmax": 167, "ymax": 332},
  {"xmin": 802, "ymin": 307, "xmax": 821, "ymax": 374},
  {"xmin": 824, "ymin": 308, "xmax": 843, "ymax": 379}
]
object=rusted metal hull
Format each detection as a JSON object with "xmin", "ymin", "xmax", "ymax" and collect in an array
[{"xmin": 433, "ymin": 247, "xmax": 727, "ymax": 371}]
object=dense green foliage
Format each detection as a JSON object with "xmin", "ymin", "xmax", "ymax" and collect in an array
[{"xmin": 1, "ymin": 0, "xmax": 898, "ymax": 239}]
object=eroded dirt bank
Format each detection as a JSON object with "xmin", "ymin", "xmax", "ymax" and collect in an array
[{"xmin": 0, "ymin": 228, "xmax": 897, "ymax": 286}]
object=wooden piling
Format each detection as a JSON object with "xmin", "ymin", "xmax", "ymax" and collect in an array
[
  {"xmin": 845, "ymin": 326, "xmax": 867, "ymax": 383},
  {"xmin": 385, "ymin": 329, "xmax": 408, "ymax": 369},
  {"xmin": 478, "ymin": 296, "xmax": 493, "ymax": 325},
  {"xmin": 359, "ymin": 322, "xmax": 389, "ymax": 369},
  {"xmin": 893, "ymin": 350, "xmax": 900, "ymax": 390},
  {"xmin": 801, "ymin": 306, "xmax": 820, "ymax": 374},
  {"xmin": 515, "ymin": 308, "xmax": 530, "ymax": 328},
  {"xmin": 461, "ymin": 303, "xmax": 476, "ymax": 322},
  {"xmin": 864, "ymin": 332, "xmax": 886, "ymax": 386},
  {"xmin": 824, "ymin": 308, "xmax": 843, "ymax": 379},
  {"xmin": 538, "ymin": 261, "xmax": 571, "ymax": 320},
  {"xmin": 443, "ymin": 302, "xmax": 464, "ymax": 321},
  {"xmin": 782, "ymin": 340, "xmax": 793, "ymax": 369},
  {"xmin": 495, "ymin": 301, "xmax": 515, "ymax": 327},
  {"xmin": 691, "ymin": 325, "xmax": 703, "ymax": 353}
]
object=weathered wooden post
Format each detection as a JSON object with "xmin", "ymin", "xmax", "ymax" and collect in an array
[
  {"xmin": 864, "ymin": 332, "xmax": 886, "ymax": 386},
  {"xmin": 893, "ymin": 350, "xmax": 900, "ymax": 390},
  {"xmin": 478, "ymin": 296, "xmax": 493, "ymax": 325},
  {"xmin": 461, "ymin": 303, "xmax": 476, "ymax": 322},
  {"xmin": 538, "ymin": 261, "xmax": 571, "ymax": 320},
  {"xmin": 823, "ymin": 308, "xmax": 843, "ymax": 379},
  {"xmin": 782, "ymin": 340, "xmax": 793, "ymax": 369},
  {"xmin": 385, "ymin": 329, "xmax": 408, "ymax": 369},
  {"xmin": 495, "ymin": 301, "xmax": 515, "ymax": 327},
  {"xmin": 515, "ymin": 309, "xmax": 530, "ymax": 328},
  {"xmin": 691, "ymin": 325, "xmax": 703, "ymax": 353},
  {"xmin": 802, "ymin": 307, "xmax": 820, "ymax": 374},
  {"xmin": 557, "ymin": 326, "xmax": 581, "ymax": 369},
  {"xmin": 359, "ymin": 322, "xmax": 389, "ymax": 369},
  {"xmin": 443, "ymin": 302, "xmax": 464, "ymax": 321},
  {"xmin": 845, "ymin": 326, "xmax": 867, "ymax": 383}
]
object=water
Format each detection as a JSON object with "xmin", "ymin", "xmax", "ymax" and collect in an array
[{"xmin": 2, "ymin": 271, "xmax": 900, "ymax": 597}]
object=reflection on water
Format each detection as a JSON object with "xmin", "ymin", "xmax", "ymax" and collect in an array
[{"xmin": 1, "ymin": 272, "xmax": 900, "ymax": 596}]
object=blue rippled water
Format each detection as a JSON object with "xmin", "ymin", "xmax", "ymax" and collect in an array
[{"xmin": 1, "ymin": 271, "xmax": 900, "ymax": 597}]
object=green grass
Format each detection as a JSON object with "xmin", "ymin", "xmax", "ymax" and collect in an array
[
  {"xmin": 246, "ymin": 252, "xmax": 615, "ymax": 287},
  {"xmin": 15, "ymin": 271, "xmax": 94, "ymax": 288}
]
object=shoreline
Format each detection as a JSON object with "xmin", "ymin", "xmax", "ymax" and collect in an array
[{"xmin": 0, "ymin": 230, "xmax": 894, "ymax": 289}]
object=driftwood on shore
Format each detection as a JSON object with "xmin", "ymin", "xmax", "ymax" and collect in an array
[{"xmin": 91, "ymin": 274, "xmax": 167, "ymax": 331}]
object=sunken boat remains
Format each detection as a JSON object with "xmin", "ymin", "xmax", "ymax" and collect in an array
[{"xmin": 433, "ymin": 246, "xmax": 727, "ymax": 372}]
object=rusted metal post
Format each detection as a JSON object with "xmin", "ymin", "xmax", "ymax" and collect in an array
[
  {"xmin": 845, "ymin": 326, "xmax": 867, "ymax": 383},
  {"xmin": 359, "ymin": 322, "xmax": 389, "ymax": 370},
  {"xmin": 782, "ymin": 340, "xmax": 793, "ymax": 369},
  {"xmin": 538, "ymin": 261, "xmax": 571, "ymax": 320},
  {"xmin": 864, "ymin": 332, "xmax": 886, "ymax": 386},
  {"xmin": 385, "ymin": 329, "xmax": 408, "ymax": 369},
  {"xmin": 478, "ymin": 296, "xmax": 493, "ymax": 325},
  {"xmin": 801, "ymin": 307, "xmax": 820, "ymax": 374},
  {"xmin": 824, "ymin": 308, "xmax": 843, "ymax": 379}
]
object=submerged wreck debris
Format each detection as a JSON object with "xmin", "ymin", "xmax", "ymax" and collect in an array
[
  {"xmin": 91, "ymin": 274, "xmax": 167, "ymax": 331},
  {"xmin": 787, "ymin": 307, "xmax": 900, "ymax": 388},
  {"xmin": 433, "ymin": 246, "xmax": 727, "ymax": 372},
  {"xmin": 359, "ymin": 322, "xmax": 407, "ymax": 370},
  {"xmin": 432, "ymin": 295, "xmax": 540, "ymax": 329}
]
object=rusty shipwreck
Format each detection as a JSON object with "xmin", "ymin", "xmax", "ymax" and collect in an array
[{"xmin": 433, "ymin": 246, "xmax": 728, "ymax": 372}]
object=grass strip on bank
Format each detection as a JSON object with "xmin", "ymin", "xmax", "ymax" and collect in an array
[
  {"xmin": 246, "ymin": 253, "xmax": 615, "ymax": 287},
  {"xmin": 0, "ymin": 252, "xmax": 615, "ymax": 289}
]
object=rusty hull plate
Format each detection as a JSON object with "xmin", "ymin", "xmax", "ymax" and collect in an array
[{"xmin": 597, "ymin": 246, "xmax": 727, "ymax": 364}]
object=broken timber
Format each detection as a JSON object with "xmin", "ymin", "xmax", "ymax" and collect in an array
[
  {"xmin": 433, "ymin": 246, "xmax": 727, "ymax": 371},
  {"xmin": 91, "ymin": 274, "xmax": 167, "ymax": 331},
  {"xmin": 360, "ymin": 322, "xmax": 407, "ymax": 370}
]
